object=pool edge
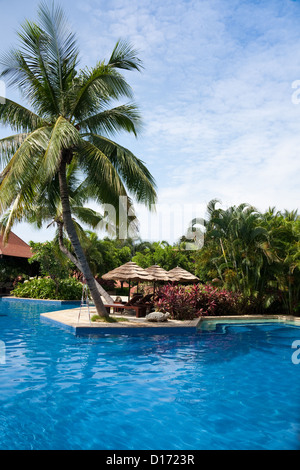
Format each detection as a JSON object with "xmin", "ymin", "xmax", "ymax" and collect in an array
[{"xmin": 198, "ymin": 314, "xmax": 300, "ymax": 331}]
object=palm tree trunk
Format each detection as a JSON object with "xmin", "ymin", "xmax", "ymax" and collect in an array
[
  {"xmin": 56, "ymin": 220, "xmax": 114, "ymax": 304},
  {"xmin": 58, "ymin": 158, "xmax": 109, "ymax": 318}
]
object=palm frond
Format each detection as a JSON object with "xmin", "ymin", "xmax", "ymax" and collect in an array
[
  {"xmin": 88, "ymin": 133, "xmax": 157, "ymax": 208},
  {"xmin": 78, "ymin": 103, "xmax": 142, "ymax": 136},
  {"xmin": 108, "ymin": 39, "xmax": 143, "ymax": 72},
  {"xmin": 0, "ymin": 98, "xmax": 47, "ymax": 132},
  {"xmin": 0, "ymin": 193, "xmax": 23, "ymax": 240},
  {"xmin": 0, "ymin": 133, "xmax": 29, "ymax": 168},
  {"xmin": 37, "ymin": 1, "xmax": 79, "ymax": 109},
  {"xmin": 0, "ymin": 185, "xmax": 44, "ymax": 240},
  {"xmin": 0, "ymin": 126, "xmax": 50, "ymax": 213},
  {"xmin": 37, "ymin": 116, "xmax": 81, "ymax": 184},
  {"xmin": 0, "ymin": 27, "xmax": 60, "ymax": 117},
  {"xmin": 69, "ymin": 63, "xmax": 134, "ymax": 121},
  {"xmin": 0, "ymin": 2, "xmax": 79, "ymax": 117},
  {"xmin": 71, "ymin": 206, "xmax": 104, "ymax": 229},
  {"xmin": 75, "ymin": 139, "xmax": 125, "ymax": 207}
]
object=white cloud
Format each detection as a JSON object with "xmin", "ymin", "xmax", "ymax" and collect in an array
[{"xmin": 1, "ymin": 0, "xmax": 300, "ymax": 244}]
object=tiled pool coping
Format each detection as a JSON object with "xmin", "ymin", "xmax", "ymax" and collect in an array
[
  {"xmin": 1, "ymin": 296, "xmax": 80, "ymax": 306},
  {"xmin": 198, "ymin": 314, "xmax": 300, "ymax": 331}
]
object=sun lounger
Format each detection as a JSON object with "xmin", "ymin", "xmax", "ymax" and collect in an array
[{"xmin": 104, "ymin": 293, "xmax": 154, "ymax": 317}]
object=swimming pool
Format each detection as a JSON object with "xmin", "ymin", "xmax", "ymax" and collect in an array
[{"xmin": 0, "ymin": 298, "xmax": 299, "ymax": 450}]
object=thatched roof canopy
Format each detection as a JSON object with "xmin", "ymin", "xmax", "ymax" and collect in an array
[
  {"xmin": 145, "ymin": 265, "xmax": 171, "ymax": 281},
  {"xmin": 167, "ymin": 266, "xmax": 199, "ymax": 283},
  {"xmin": 102, "ymin": 261, "xmax": 154, "ymax": 282}
]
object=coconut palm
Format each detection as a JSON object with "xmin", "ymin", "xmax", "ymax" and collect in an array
[
  {"xmin": 0, "ymin": 159, "xmax": 118, "ymax": 303},
  {"xmin": 0, "ymin": 2, "xmax": 156, "ymax": 317},
  {"xmin": 0, "ymin": 157, "xmax": 140, "ymax": 304}
]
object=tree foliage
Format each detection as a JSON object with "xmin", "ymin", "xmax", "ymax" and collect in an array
[
  {"xmin": 195, "ymin": 200, "xmax": 300, "ymax": 315},
  {"xmin": 132, "ymin": 241, "xmax": 196, "ymax": 272}
]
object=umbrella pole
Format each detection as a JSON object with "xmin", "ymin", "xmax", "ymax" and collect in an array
[{"xmin": 128, "ymin": 280, "xmax": 131, "ymax": 302}]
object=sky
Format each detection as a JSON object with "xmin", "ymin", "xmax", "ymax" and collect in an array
[{"xmin": 0, "ymin": 0, "xmax": 300, "ymax": 244}]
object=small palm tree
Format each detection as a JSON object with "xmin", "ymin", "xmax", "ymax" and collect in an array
[{"xmin": 0, "ymin": 2, "xmax": 156, "ymax": 317}]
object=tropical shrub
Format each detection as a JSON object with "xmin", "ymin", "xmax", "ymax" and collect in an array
[
  {"xmin": 195, "ymin": 284, "xmax": 241, "ymax": 316},
  {"xmin": 154, "ymin": 284, "xmax": 243, "ymax": 319},
  {"xmin": 29, "ymin": 241, "xmax": 73, "ymax": 279},
  {"xmin": 55, "ymin": 278, "xmax": 84, "ymax": 300},
  {"xmin": 154, "ymin": 285, "xmax": 198, "ymax": 320},
  {"xmin": 12, "ymin": 277, "xmax": 83, "ymax": 300}
]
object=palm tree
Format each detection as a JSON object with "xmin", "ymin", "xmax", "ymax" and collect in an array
[
  {"xmin": 201, "ymin": 200, "xmax": 271, "ymax": 295},
  {"xmin": 262, "ymin": 209, "xmax": 300, "ymax": 314},
  {"xmin": 0, "ymin": 2, "xmax": 156, "ymax": 317},
  {"xmin": 0, "ymin": 159, "xmax": 117, "ymax": 303}
]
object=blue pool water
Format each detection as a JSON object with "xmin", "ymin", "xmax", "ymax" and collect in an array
[{"xmin": 0, "ymin": 298, "xmax": 299, "ymax": 450}]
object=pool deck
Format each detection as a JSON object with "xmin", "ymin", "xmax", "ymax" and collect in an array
[
  {"xmin": 40, "ymin": 306, "xmax": 201, "ymax": 335},
  {"xmin": 40, "ymin": 305, "xmax": 300, "ymax": 336}
]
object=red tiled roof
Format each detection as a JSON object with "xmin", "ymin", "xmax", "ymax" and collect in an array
[{"xmin": 0, "ymin": 231, "xmax": 32, "ymax": 258}]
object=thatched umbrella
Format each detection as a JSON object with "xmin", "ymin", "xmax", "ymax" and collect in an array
[
  {"xmin": 167, "ymin": 266, "xmax": 199, "ymax": 283},
  {"xmin": 145, "ymin": 265, "xmax": 171, "ymax": 294},
  {"xmin": 102, "ymin": 261, "xmax": 155, "ymax": 300},
  {"xmin": 145, "ymin": 265, "xmax": 171, "ymax": 281}
]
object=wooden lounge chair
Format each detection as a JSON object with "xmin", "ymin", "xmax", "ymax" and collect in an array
[
  {"xmin": 134, "ymin": 294, "xmax": 153, "ymax": 305},
  {"xmin": 122, "ymin": 304, "xmax": 147, "ymax": 317},
  {"xmin": 110, "ymin": 294, "xmax": 142, "ymax": 312},
  {"xmin": 124, "ymin": 294, "xmax": 143, "ymax": 306},
  {"xmin": 107, "ymin": 293, "xmax": 154, "ymax": 318},
  {"xmin": 122, "ymin": 293, "xmax": 154, "ymax": 317}
]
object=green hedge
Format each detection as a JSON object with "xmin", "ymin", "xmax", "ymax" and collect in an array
[{"xmin": 11, "ymin": 277, "xmax": 83, "ymax": 300}]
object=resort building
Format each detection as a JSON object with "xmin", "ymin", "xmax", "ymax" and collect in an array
[{"xmin": 0, "ymin": 231, "xmax": 33, "ymax": 295}]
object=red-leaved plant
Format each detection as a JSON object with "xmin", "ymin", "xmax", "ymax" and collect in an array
[{"xmin": 154, "ymin": 284, "xmax": 241, "ymax": 320}]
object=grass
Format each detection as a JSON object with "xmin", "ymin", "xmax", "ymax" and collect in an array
[{"xmin": 91, "ymin": 314, "xmax": 129, "ymax": 323}]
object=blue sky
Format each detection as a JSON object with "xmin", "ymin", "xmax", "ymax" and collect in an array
[{"xmin": 0, "ymin": 0, "xmax": 300, "ymax": 243}]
